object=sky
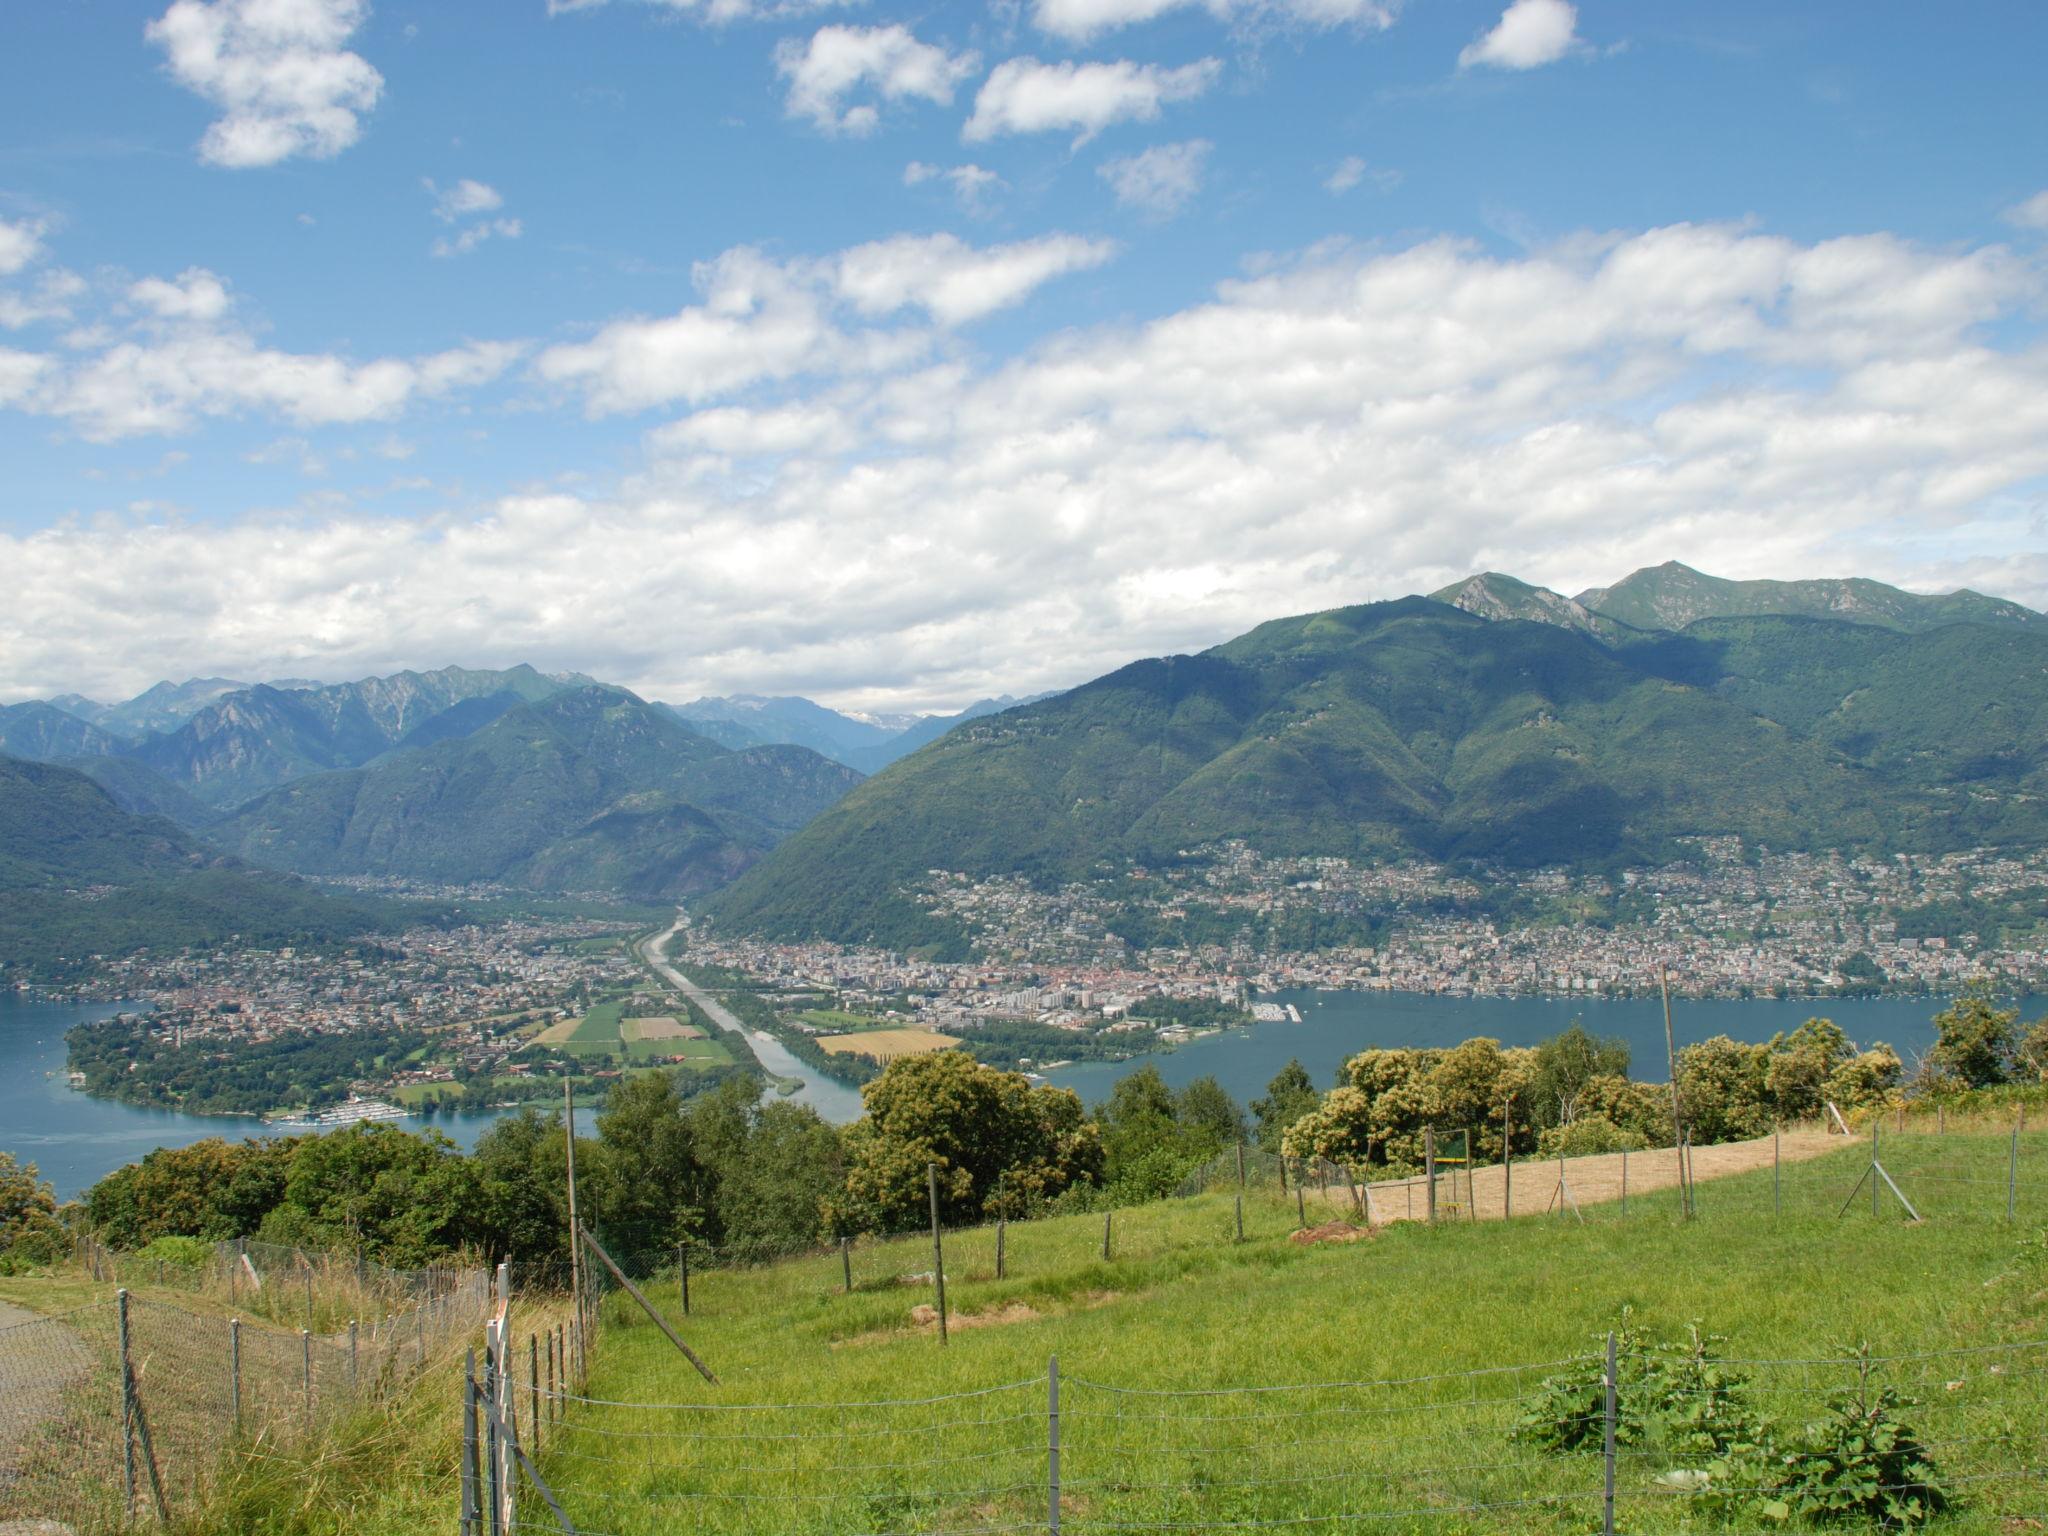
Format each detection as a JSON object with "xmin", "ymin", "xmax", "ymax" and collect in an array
[{"xmin": 1, "ymin": 0, "xmax": 2046, "ymax": 714}]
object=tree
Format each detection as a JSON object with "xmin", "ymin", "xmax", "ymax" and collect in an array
[
  {"xmin": 591, "ymin": 1069, "xmax": 713, "ymax": 1255},
  {"xmin": 1926, "ymin": 985, "xmax": 2019, "ymax": 1089},
  {"xmin": 1528, "ymin": 1024, "xmax": 1630, "ymax": 1130},
  {"xmin": 1251, "ymin": 1060, "xmax": 1321, "ymax": 1152},
  {"xmin": 0, "ymin": 1152, "xmax": 64, "ymax": 1270},
  {"xmin": 264, "ymin": 1123, "xmax": 479, "ymax": 1267},
  {"xmin": 839, "ymin": 1051, "xmax": 1103, "ymax": 1230},
  {"xmin": 1175, "ymin": 1076, "xmax": 1244, "ymax": 1158},
  {"xmin": 2018, "ymin": 1016, "xmax": 2048, "ymax": 1083},
  {"xmin": 84, "ymin": 1137, "xmax": 298, "ymax": 1248}
]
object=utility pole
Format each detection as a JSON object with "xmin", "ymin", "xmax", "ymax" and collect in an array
[{"xmin": 1660, "ymin": 964, "xmax": 1690, "ymax": 1219}]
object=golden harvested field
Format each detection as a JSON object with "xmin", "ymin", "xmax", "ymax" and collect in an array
[
  {"xmin": 531, "ymin": 1015, "xmax": 582, "ymax": 1046},
  {"xmin": 816, "ymin": 1027, "xmax": 960, "ymax": 1061},
  {"xmin": 622, "ymin": 1016, "xmax": 702, "ymax": 1042}
]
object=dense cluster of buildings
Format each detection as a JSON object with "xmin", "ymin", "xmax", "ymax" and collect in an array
[{"xmin": 677, "ymin": 840, "xmax": 2047, "ymax": 1048}]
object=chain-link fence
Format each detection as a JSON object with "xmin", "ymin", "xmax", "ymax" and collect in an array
[{"xmin": 0, "ymin": 1263, "xmax": 489, "ymax": 1532}]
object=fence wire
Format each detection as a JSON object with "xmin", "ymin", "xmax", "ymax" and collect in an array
[
  {"xmin": 507, "ymin": 1337, "xmax": 2048, "ymax": 1536},
  {"xmin": 0, "ymin": 1260, "xmax": 489, "ymax": 1533}
]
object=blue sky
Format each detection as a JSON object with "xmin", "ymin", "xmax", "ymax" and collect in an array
[{"xmin": 1, "ymin": 0, "xmax": 2046, "ymax": 711}]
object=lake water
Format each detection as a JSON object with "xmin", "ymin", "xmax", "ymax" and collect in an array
[
  {"xmin": 0, "ymin": 993, "xmax": 519, "ymax": 1200},
  {"xmin": 1041, "ymin": 988, "xmax": 2043, "ymax": 1111}
]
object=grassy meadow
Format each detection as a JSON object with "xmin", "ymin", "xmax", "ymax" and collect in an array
[{"xmin": 531, "ymin": 1126, "xmax": 2048, "ymax": 1536}]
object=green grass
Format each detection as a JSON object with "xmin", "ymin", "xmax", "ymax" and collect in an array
[
  {"xmin": 796, "ymin": 1007, "xmax": 886, "ymax": 1031},
  {"xmin": 623, "ymin": 1034, "xmax": 736, "ymax": 1066},
  {"xmin": 536, "ymin": 1130, "xmax": 2048, "ymax": 1536}
]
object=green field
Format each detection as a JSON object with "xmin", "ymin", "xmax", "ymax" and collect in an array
[
  {"xmin": 529, "ymin": 1128, "xmax": 2048, "ymax": 1536},
  {"xmin": 796, "ymin": 1006, "xmax": 886, "ymax": 1031},
  {"xmin": 545, "ymin": 997, "xmax": 737, "ymax": 1065}
]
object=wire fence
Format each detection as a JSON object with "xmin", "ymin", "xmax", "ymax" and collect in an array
[
  {"xmin": 0, "ymin": 1259, "xmax": 489, "ymax": 1532},
  {"xmin": 493, "ymin": 1336, "xmax": 2048, "ymax": 1535}
]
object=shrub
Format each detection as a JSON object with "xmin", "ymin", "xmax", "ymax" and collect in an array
[
  {"xmin": 1771, "ymin": 1347, "xmax": 1947, "ymax": 1528},
  {"xmin": 1536, "ymin": 1114, "xmax": 1646, "ymax": 1159}
]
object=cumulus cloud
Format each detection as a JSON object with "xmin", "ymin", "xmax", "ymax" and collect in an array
[
  {"xmin": 549, "ymin": 0, "xmax": 856, "ymax": 22},
  {"xmin": 1325, "ymin": 155, "xmax": 1399, "ymax": 194},
  {"xmin": 2005, "ymin": 190, "xmax": 2048, "ymax": 231},
  {"xmin": 776, "ymin": 25, "xmax": 979, "ymax": 134},
  {"xmin": 129, "ymin": 268, "xmax": 232, "ymax": 322},
  {"xmin": 0, "ymin": 216, "xmax": 49, "ymax": 276},
  {"xmin": 832, "ymin": 233, "xmax": 1117, "ymax": 324},
  {"xmin": 904, "ymin": 161, "xmax": 1008, "ymax": 213},
  {"xmin": 535, "ymin": 232, "xmax": 1115, "ymax": 413},
  {"xmin": 9, "ymin": 217, "xmax": 2047, "ymax": 711},
  {"xmin": 429, "ymin": 178, "xmax": 504, "ymax": 220},
  {"xmin": 1031, "ymin": 0, "xmax": 1396, "ymax": 44},
  {"xmin": 965, "ymin": 57, "xmax": 1221, "ymax": 144},
  {"xmin": 1459, "ymin": 0, "xmax": 1581, "ymax": 70},
  {"xmin": 1098, "ymin": 140, "xmax": 1211, "ymax": 217},
  {"xmin": 145, "ymin": 0, "xmax": 385, "ymax": 167},
  {"xmin": 0, "ymin": 253, "xmax": 521, "ymax": 439}
]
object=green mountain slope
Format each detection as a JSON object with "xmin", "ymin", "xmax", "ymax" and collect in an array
[
  {"xmin": 0, "ymin": 755, "xmax": 400, "ymax": 976},
  {"xmin": 0, "ymin": 700, "xmax": 126, "ymax": 761},
  {"xmin": 707, "ymin": 596, "xmax": 2048, "ymax": 950},
  {"xmin": 1428, "ymin": 572, "xmax": 1629, "ymax": 640},
  {"xmin": 1577, "ymin": 560, "xmax": 2041, "ymax": 633},
  {"xmin": 130, "ymin": 664, "xmax": 576, "ymax": 809},
  {"xmin": 212, "ymin": 686, "xmax": 862, "ymax": 899}
]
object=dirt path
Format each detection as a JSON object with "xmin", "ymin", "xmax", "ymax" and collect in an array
[{"xmin": 1303, "ymin": 1127, "xmax": 1848, "ymax": 1224}]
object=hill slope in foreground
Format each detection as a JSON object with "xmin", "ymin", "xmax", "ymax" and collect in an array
[
  {"xmin": 160, "ymin": 1125, "xmax": 2041, "ymax": 1536},
  {"xmin": 710, "ymin": 595, "xmax": 2048, "ymax": 950}
]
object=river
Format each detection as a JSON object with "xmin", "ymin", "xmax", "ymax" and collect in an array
[
  {"xmin": 1041, "ymin": 988, "xmax": 2042, "ymax": 1110},
  {"xmin": 0, "ymin": 993, "xmax": 519, "ymax": 1200}
]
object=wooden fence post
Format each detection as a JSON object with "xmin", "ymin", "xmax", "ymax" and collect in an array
[
  {"xmin": 927, "ymin": 1164, "xmax": 949, "ymax": 1345},
  {"xmin": 1102, "ymin": 1211, "xmax": 1112, "ymax": 1262}
]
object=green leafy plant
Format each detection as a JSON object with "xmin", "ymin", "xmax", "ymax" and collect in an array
[
  {"xmin": 1771, "ymin": 1345, "xmax": 1948, "ymax": 1528},
  {"xmin": 1511, "ymin": 1307, "xmax": 1651, "ymax": 1454}
]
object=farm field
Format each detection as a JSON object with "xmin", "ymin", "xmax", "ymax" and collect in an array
[
  {"xmin": 538, "ymin": 998, "xmax": 736, "ymax": 1064},
  {"xmin": 815, "ymin": 1025, "xmax": 960, "ymax": 1061},
  {"xmin": 537, "ymin": 1125, "xmax": 2048, "ymax": 1536}
]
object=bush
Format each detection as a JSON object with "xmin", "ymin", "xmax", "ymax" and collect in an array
[
  {"xmin": 136, "ymin": 1234, "xmax": 215, "ymax": 1268},
  {"xmin": 1535, "ymin": 1115, "xmax": 1647, "ymax": 1158},
  {"xmin": 1771, "ymin": 1349, "xmax": 1947, "ymax": 1528}
]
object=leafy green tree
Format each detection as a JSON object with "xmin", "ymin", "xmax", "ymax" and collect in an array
[
  {"xmin": 1250, "ymin": 1060, "xmax": 1321, "ymax": 1152},
  {"xmin": 590, "ymin": 1069, "xmax": 713, "ymax": 1256},
  {"xmin": 839, "ymin": 1052, "xmax": 1102, "ymax": 1230},
  {"xmin": 263, "ymin": 1123, "xmax": 478, "ymax": 1267},
  {"xmin": 1926, "ymin": 985, "xmax": 2019, "ymax": 1089},
  {"xmin": 1528, "ymin": 1024, "xmax": 1629, "ymax": 1130},
  {"xmin": 1676, "ymin": 1037, "xmax": 1774, "ymax": 1144},
  {"xmin": 468, "ymin": 1108, "xmax": 571, "ymax": 1267},
  {"xmin": 84, "ymin": 1137, "xmax": 295, "ymax": 1247},
  {"xmin": 1175, "ymin": 1076, "xmax": 1244, "ymax": 1158},
  {"xmin": 686, "ymin": 1076, "xmax": 844, "ymax": 1253},
  {"xmin": 0, "ymin": 1152, "xmax": 65, "ymax": 1270},
  {"xmin": 2018, "ymin": 1016, "xmax": 2048, "ymax": 1083},
  {"xmin": 1096, "ymin": 1067, "xmax": 1184, "ymax": 1181}
]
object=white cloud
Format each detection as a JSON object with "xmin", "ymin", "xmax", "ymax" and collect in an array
[
  {"xmin": 1031, "ymin": 0, "xmax": 1395, "ymax": 44},
  {"xmin": 2005, "ymin": 190, "xmax": 2048, "ymax": 231},
  {"xmin": 1459, "ymin": 0, "xmax": 1581, "ymax": 70},
  {"xmin": 1098, "ymin": 140, "xmax": 1211, "ymax": 217},
  {"xmin": 8, "ymin": 219, "xmax": 2048, "ymax": 711},
  {"xmin": 1325, "ymin": 155, "xmax": 1399, "ymax": 194},
  {"xmin": 833, "ymin": 233, "xmax": 1117, "ymax": 324},
  {"xmin": 904, "ymin": 162, "xmax": 1008, "ymax": 212},
  {"xmin": 0, "ymin": 270, "xmax": 87, "ymax": 331},
  {"xmin": 433, "ymin": 219, "xmax": 523, "ymax": 258},
  {"xmin": 965, "ymin": 57, "xmax": 1221, "ymax": 145},
  {"xmin": 776, "ymin": 25, "xmax": 979, "ymax": 135},
  {"xmin": 549, "ymin": 0, "xmax": 856, "ymax": 22},
  {"xmin": 0, "ymin": 217, "xmax": 49, "ymax": 277},
  {"xmin": 429, "ymin": 178, "xmax": 505, "ymax": 221},
  {"xmin": 129, "ymin": 268, "xmax": 233, "ymax": 323},
  {"xmin": 145, "ymin": 0, "xmax": 385, "ymax": 167}
]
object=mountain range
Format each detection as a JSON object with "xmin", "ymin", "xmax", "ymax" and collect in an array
[
  {"xmin": 707, "ymin": 570, "xmax": 2048, "ymax": 952},
  {"xmin": 3, "ymin": 561, "xmax": 2043, "ymax": 964}
]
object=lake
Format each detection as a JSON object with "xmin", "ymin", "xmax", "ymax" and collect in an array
[
  {"xmin": 1041, "ymin": 987, "xmax": 2041, "ymax": 1111},
  {"xmin": 0, "ymin": 993, "xmax": 519, "ymax": 1200}
]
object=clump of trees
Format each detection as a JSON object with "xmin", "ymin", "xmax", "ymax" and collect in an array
[
  {"xmin": 1919, "ymin": 983, "xmax": 2048, "ymax": 1091},
  {"xmin": 1279, "ymin": 1021, "xmax": 1901, "ymax": 1173}
]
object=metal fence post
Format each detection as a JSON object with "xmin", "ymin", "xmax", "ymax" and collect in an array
[
  {"xmin": 842, "ymin": 1234, "xmax": 853, "ymax": 1293},
  {"xmin": 230, "ymin": 1316, "xmax": 243, "ymax": 1437},
  {"xmin": 1773, "ymin": 1127, "xmax": 1781, "ymax": 1217},
  {"xmin": 302, "ymin": 1329, "xmax": 313, "ymax": 1426},
  {"xmin": 529, "ymin": 1333, "xmax": 541, "ymax": 1453},
  {"xmin": 1048, "ymin": 1356, "xmax": 1061, "ymax": 1536},
  {"xmin": 1235, "ymin": 1193, "xmax": 1244, "ymax": 1242},
  {"xmin": 997, "ymin": 1217, "xmax": 1007, "ymax": 1280},
  {"xmin": 1620, "ymin": 1147, "xmax": 1627, "ymax": 1215},
  {"xmin": 117, "ymin": 1289, "xmax": 138, "ymax": 1517},
  {"xmin": 2010, "ymin": 1120, "xmax": 2021, "ymax": 1221},
  {"xmin": 1102, "ymin": 1212, "xmax": 1111, "ymax": 1262},
  {"xmin": 1295, "ymin": 1168, "xmax": 1307, "ymax": 1231},
  {"xmin": 1425, "ymin": 1126, "xmax": 1437, "ymax": 1223},
  {"xmin": 349, "ymin": 1318, "xmax": 359, "ymax": 1394},
  {"xmin": 1601, "ymin": 1330, "xmax": 1618, "ymax": 1536},
  {"xmin": 679, "ymin": 1241, "xmax": 691, "ymax": 1316},
  {"xmin": 461, "ymin": 1353, "xmax": 479, "ymax": 1536}
]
